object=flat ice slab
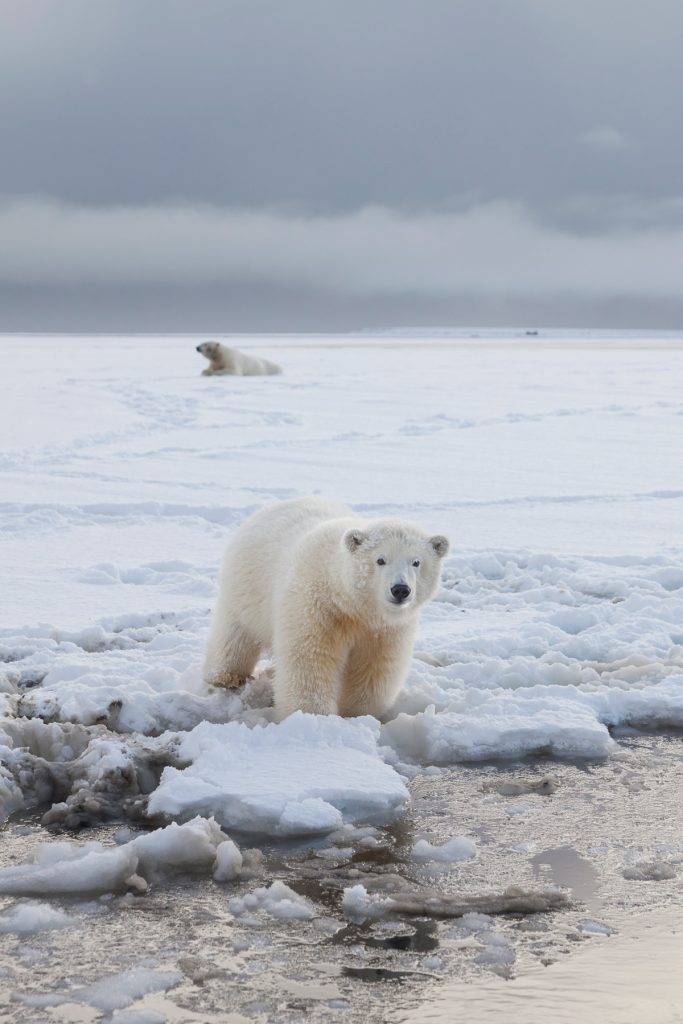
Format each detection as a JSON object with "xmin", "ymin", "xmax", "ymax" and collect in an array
[
  {"xmin": 383, "ymin": 677, "xmax": 683, "ymax": 765},
  {"xmin": 148, "ymin": 713, "xmax": 409, "ymax": 835}
]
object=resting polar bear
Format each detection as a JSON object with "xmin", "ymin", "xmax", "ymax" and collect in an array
[
  {"xmin": 203, "ymin": 497, "xmax": 449, "ymax": 718},
  {"xmin": 196, "ymin": 340, "xmax": 282, "ymax": 376}
]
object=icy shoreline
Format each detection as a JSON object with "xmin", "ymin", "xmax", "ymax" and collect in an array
[
  {"xmin": 2, "ymin": 332, "xmax": 683, "ymax": 836},
  {"xmin": 2, "ymin": 539, "xmax": 683, "ymax": 836},
  {"xmin": 1, "ymin": 333, "xmax": 682, "ymax": 1020},
  {"xmin": 2, "ymin": 732, "xmax": 682, "ymax": 1023}
]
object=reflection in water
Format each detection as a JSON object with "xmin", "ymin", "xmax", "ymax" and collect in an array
[
  {"xmin": 333, "ymin": 919, "xmax": 439, "ymax": 953},
  {"xmin": 400, "ymin": 913, "xmax": 683, "ymax": 1024},
  {"xmin": 530, "ymin": 845, "xmax": 601, "ymax": 913},
  {"xmin": 343, "ymin": 966, "xmax": 434, "ymax": 983}
]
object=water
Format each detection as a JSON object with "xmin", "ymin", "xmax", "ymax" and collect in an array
[
  {"xmin": 401, "ymin": 912, "xmax": 683, "ymax": 1024},
  {"xmin": 1, "ymin": 734, "xmax": 682, "ymax": 1023},
  {"xmin": 529, "ymin": 845, "xmax": 601, "ymax": 914}
]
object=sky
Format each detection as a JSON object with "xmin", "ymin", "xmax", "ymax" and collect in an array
[{"xmin": 2, "ymin": 0, "xmax": 683, "ymax": 332}]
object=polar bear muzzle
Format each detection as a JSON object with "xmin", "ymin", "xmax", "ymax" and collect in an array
[{"xmin": 390, "ymin": 582, "xmax": 412, "ymax": 604}]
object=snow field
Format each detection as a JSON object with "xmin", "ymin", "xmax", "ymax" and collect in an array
[
  {"xmin": 1, "ymin": 333, "xmax": 683, "ymax": 897},
  {"xmin": 2, "ymin": 543, "xmax": 682, "ymax": 840}
]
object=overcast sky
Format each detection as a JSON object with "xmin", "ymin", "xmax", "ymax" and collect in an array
[{"xmin": 2, "ymin": 0, "xmax": 683, "ymax": 331}]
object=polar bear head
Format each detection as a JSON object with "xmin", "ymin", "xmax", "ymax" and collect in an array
[
  {"xmin": 196, "ymin": 341, "xmax": 222, "ymax": 363},
  {"xmin": 342, "ymin": 520, "xmax": 449, "ymax": 620}
]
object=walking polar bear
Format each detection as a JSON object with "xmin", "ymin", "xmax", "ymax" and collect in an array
[
  {"xmin": 196, "ymin": 341, "xmax": 282, "ymax": 376},
  {"xmin": 203, "ymin": 497, "xmax": 449, "ymax": 719}
]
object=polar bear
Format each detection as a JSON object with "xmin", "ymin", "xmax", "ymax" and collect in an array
[
  {"xmin": 196, "ymin": 341, "xmax": 282, "ymax": 376},
  {"xmin": 203, "ymin": 497, "xmax": 449, "ymax": 718}
]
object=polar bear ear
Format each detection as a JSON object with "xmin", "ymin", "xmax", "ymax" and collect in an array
[
  {"xmin": 429, "ymin": 535, "xmax": 449, "ymax": 558},
  {"xmin": 343, "ymin": 528, "xmax": 367, "ymax": 552}
]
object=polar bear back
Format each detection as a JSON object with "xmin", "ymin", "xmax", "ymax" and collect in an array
[
  {"xmin": 217, "ymin": 343, "xmax": 281, "ymax": 376},
  {"xmin": 219, "ymin": 496, "xmax": 354, "ymax": 644},
  {"xmin": 233, "ymin": 350, "xmax": 282, "ymax": 376}
]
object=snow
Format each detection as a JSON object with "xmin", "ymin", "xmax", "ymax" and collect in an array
[
  {"xmin": 0, "ymin": 841, "xmax": 142, "ymax": 896},
  {"xmin": 1, "ymin": 332, "xmax": 683, "ymax": 844},
  {"xmin": 0, "ymin": 817, "xmax": 235, "ymax": 895},
  {"xmin": 71, "ymin": 967, "xmax": 182, "ymax": 1012},
  {"xmin": 411, "ymin": 836, "xmax": 477, "ymax": 863},
  {"xmin": 577, "ymin": 918, "xmax": 615, "ymax": 935},
  {"xmin": 130, "ymin": 816, "xmax": 230, "ymax": 872},
  {"xmin": 383, "ymin": 687, "xmax": 658, "ymax": 765},
  {"xmin": 228, "ymin": 880, "xmax": 317, "ymax": 920},
  {"xmin": 213, "ymin": 838, "xmax": 243, "ymax": 882},
  {"xmin": 473, "ymin": 941, "xmax": 515, "ymax": 968},
  {"xmin": 622, "ymin": 860, "xmax": 677, "ymax": 881},
  {"xmin": 459, "ymin": 913, "xmax": 494, "ymax": 932},
  {"xmin": 342, "ymin": 884, "xmax": 392, "ymax": 923},
  {"xmin": 0, "ymin": 901, "xmax": 74, "ymax": 933},
  {"xmin": 148, "ymin": 715, "xmax": 408, "ymax": 835}
]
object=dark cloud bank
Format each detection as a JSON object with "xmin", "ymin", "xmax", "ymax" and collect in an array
[{"xmin": 2, "ymin": 0, "xmax": 683, "ymax": 332}]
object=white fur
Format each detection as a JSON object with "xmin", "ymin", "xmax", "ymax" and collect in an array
[
  {"xmin": 203, "ymin": 497, "xmax": 449, "ymax": 718},
  {"xmin": 197, "ymin": 341, "xmax": 282, "ymax": 376}
]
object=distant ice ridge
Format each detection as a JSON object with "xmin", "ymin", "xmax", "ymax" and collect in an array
[
  {"xmin": 148, "ymin": 713, "xmax": 409, "ymax": 835},
  {"xmin": 350, "ymin": 327, "xmax": 683, "ymax": 340}
]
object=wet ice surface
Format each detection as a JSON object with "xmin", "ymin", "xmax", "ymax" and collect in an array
[
  {"xmin": 1, "ymin": 332, "xmax": 683, "ymax": 1021},
  {"xmin": 2, "ymin": 735, "xmax": 683, "ymax": 1023}
]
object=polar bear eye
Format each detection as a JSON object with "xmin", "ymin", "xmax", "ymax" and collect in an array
[
  {"xmin": 412, "ymin": 559, "xmax": 421, "ymax": 568},
  {"xmin": 376, "ymin": 557, "xmax": 386, "ymax": 566}
]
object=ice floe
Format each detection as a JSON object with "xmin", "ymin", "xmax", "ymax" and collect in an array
[
  {"xmin": 69, "ymin": 967, "xmax": 182, "ymax": 1013},
  {"xmin": 228, "ymin": 880, "xmax": 316, "ymax": 921},
  {"xmin": 148, "ymin": 714, "xmax": 409, "ymax": 835},
  {"xmin": 411, "ymin": 836, "xmax": 477, "ymax": 863},
  {"xmin": 0, "ymin": 817, "xmax": 236, "ymax": 895},
  {"xmin": 0, "ymin": 901, "xmax": 75, "ymax": 934}
]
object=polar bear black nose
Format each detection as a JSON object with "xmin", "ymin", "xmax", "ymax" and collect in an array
[
  {"xmin": 391, "ymin": 583, "xmax": 411, "ymax": 603},
  {"xmin": 196, "ymin": 345, "xmax": 202, "ymax": 352}
]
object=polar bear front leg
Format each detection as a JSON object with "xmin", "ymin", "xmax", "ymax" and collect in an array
[
  {"xmin": 203, "ymin": 620, "xmax": 261, "ymax": 689},
  {"xmin": 338, "ymin": 624, "xmax": 416, "ymax": 719},
  {"xmin": 273, "ymin": 624, "xmax": 344, "ymax": 718}
]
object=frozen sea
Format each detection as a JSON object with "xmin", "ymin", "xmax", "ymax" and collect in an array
[{"xmin": 1, "ymin": 331, "xmax": 683, "ymax": 1023}]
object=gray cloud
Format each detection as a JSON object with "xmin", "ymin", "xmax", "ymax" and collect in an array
[
  {"xmin": 2, "ymin": 198, "xmax": 683, "ymax": 301},
  {"xmin": 3, "ymin": 281, "xmax": 682, "ymax": 334},
  {"xmin": 2, "ymin": 1, "xmax": 683, "ymax": 329},
  {"xmin": 2, "ymin": 0, "xmax": 683, "ymax": 212},
  {"xmin": 579, "ymin": 127, "xmax": 631, "ymax": 153}
]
